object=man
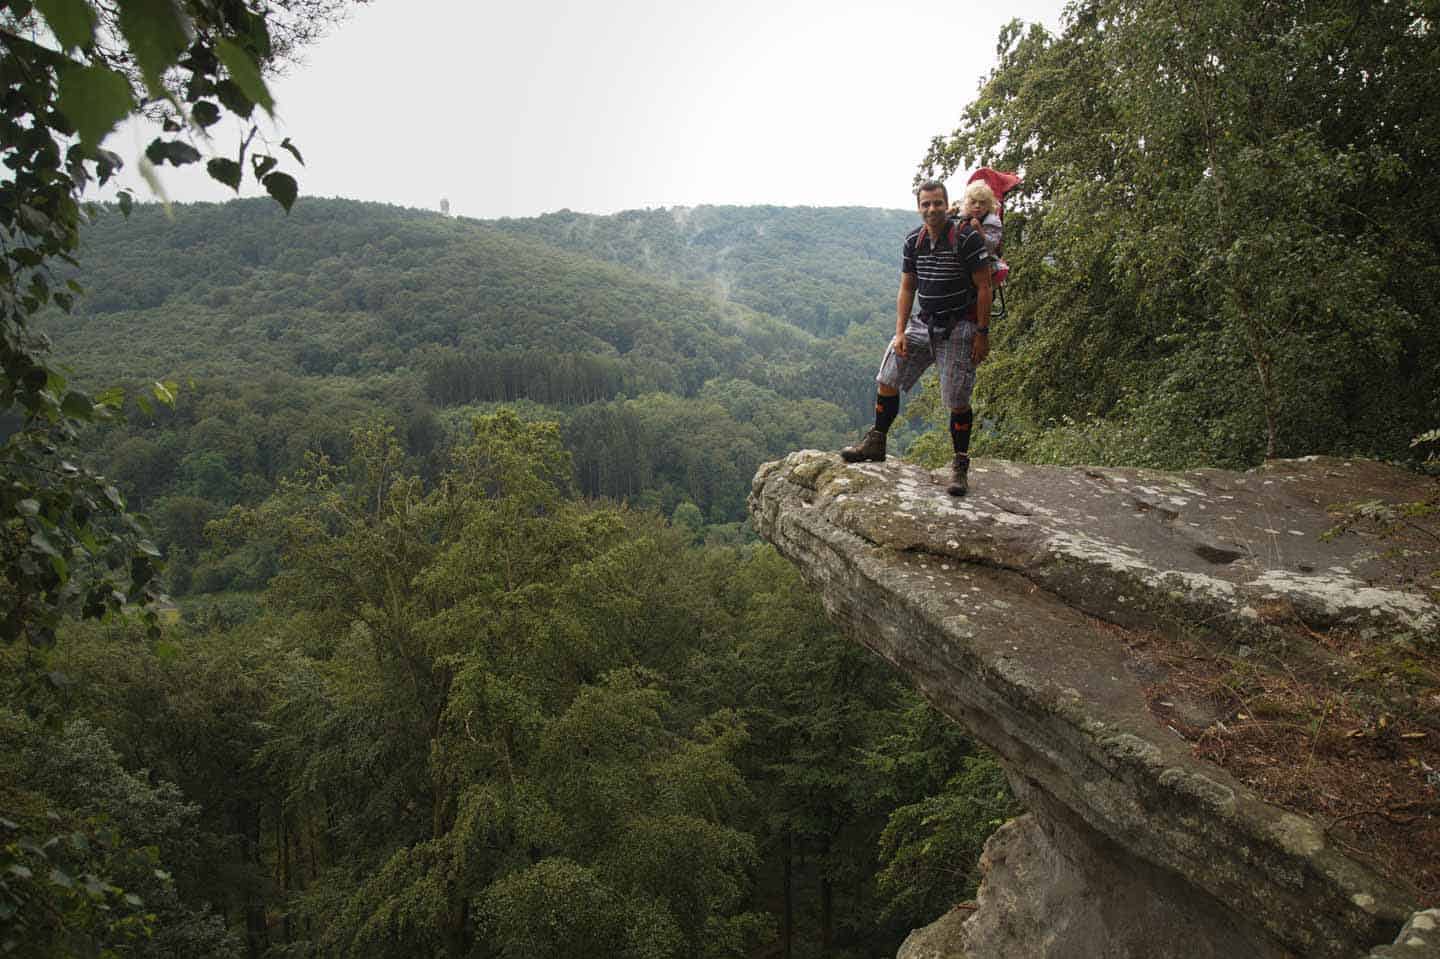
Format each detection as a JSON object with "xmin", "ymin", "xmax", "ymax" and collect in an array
[{"xmin": 840, "ymin": 179, "xmax": 992, "ymax": 495}]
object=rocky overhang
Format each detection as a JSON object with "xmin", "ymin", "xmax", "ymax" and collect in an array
[{"xmin": 749, "ymin": 451, "xmax": 1439, "ymax": 959}]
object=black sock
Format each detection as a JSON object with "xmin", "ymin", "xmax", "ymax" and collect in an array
[
  {"xmin": 874, "ymin": 393, "xmax": 900, "ymax": 433},
  {"xmin": 950, "ymin": 408, "xmax": 973, "ymax": 457}
]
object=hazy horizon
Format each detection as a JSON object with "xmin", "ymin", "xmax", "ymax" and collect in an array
[{"xmin": 101, "ymin": 0, "xmax": 1069, "ymax": 220}]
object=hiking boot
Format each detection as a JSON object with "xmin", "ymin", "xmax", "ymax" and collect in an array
[
  {"xmin": 946, "ymin": 454, "xmax": 969, "ymax": 496},
  {"xmin": 840, "ymin": 428, "xmax": 887, "ymax": 463}
]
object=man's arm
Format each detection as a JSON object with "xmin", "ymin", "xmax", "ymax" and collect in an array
[
  {"xmin": 970, "ymin": 265, "xmax": 992, "ymax": 365},
  {"xmin": 895, "ymin": 272, "xmax": 917, "ymax": 357}
]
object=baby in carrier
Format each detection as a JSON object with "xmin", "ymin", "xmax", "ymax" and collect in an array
[
  {"xmin": 950, "ymin": 171, "xmax": 1017, "ymax": 320},
  {"xmin": 953, "ymin": 181, "xmax": 1009, "ymax": 287}
]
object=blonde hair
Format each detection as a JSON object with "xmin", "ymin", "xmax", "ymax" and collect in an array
[{"xmin": 963, "ymin": 181, "xmax": 997, "ymax": 216}]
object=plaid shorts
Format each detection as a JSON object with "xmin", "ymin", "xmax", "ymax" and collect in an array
[{"xmin": 876, "ymin": 314, "xmax": 978, "ymax": 410}]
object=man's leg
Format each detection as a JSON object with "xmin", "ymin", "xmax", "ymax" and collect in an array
[
  {"xmin": 841, "ymin": 383, "xmax": 899, "ymax": 462},
  {"xmin": 874, "ymin": 383, "xmax": 901, "ymax": 429},
  {"xmin": 947, "ymin": 405, "xmax": 973, "ymax": 496},
  {"xmin": 936, "ymin": 324, "xmax": 979, "ymax": 495},
  {"xmin": 841, "ymin": 336, "xmax": 928, "ymax": 463}
]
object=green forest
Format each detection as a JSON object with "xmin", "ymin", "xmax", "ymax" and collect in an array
[{"xmin": 3, "ymin": 0, "xmax": 1439, "ymax": 957}]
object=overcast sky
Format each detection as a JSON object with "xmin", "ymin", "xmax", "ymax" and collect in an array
[{"xmin": 110, "ymin": 0, "xmax": 1069, "ymax": 219}]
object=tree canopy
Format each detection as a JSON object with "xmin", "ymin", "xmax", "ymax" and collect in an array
[
  {"xmin": 923, "ymin": 0, "xmax": 1440, "ymax": 467},
  {"xmin": 0, "ymin": 0, "xmax": 361, "ymax": 644}
]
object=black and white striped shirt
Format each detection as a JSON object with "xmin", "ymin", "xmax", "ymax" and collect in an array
[{"xmin": 901, "ymin": 220, "xmax": 990, "ymax": 318}]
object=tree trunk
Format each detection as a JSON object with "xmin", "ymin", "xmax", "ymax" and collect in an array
[
  {"xmin": 278, "ymin": 811, "xmax": 292, "ymax": 944},
  {"xmin": 1256, "ymin": 348, "xmax": 1279, "ymax": 459},
  {"xmin": 820, "ymin": 836, "xmax": 834, "ymax": 954},
  {"xmin": 236, "ymin": 797, "xmax": 268, "ymax": 959},
  {"xmin": 820, "ymin": 873, "xmax": 834, "ymax": 952},
  {"xmin": 1238, "ymin": 292, "xmax": 1282, "ymax": 459},
  {"xmin": 442, "ymin": 899, "xmax": 470, "ymax": 958},
  {"xmin": 782, "ymin": 832, "xmax": 794, "ymax": 959}
]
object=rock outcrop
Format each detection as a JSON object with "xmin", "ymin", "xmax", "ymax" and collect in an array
[{"xmin": 748, "ymin": 451, "xmax": 1440, "ymax": 959}]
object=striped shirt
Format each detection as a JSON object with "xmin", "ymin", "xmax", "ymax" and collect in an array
[{"xmin": 902, "ymin": 219, "xmax": 990, "ymax": 318}]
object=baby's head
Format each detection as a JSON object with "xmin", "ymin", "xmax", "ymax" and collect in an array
[{"xmin": 963, "ymin": 182, "xmax": 997, "ymax": 219}]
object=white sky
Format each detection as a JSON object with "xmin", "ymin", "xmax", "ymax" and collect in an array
[{"xmin": 108, "ymin": 0, "xmax": 1068, "ymax": 218}]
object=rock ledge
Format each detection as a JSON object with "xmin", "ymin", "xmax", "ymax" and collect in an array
[{"xmin": 749, "ymin": 451, "xmax": 1439, "ymax": 959}]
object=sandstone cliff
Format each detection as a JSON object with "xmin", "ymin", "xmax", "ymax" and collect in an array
[{"xmin": 748, "ymin": 452, "xmax": 1439, "ymax": 959}]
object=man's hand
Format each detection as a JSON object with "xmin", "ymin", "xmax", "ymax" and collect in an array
[
  {"xmin": 970, "ymin": 264, "xmax": 992, "ymax": 366},
  {"xmin": 971, "ymin": 329, "xmax": 990, "ymax": 366},
  {"xmin": 895, "ymin": 272, "xmax": 917, "ymax": 358}
]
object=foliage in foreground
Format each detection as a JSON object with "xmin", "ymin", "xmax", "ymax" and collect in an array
[
  {"xmin": 925, "ymin": 0, "xmax": 1440, "ymax": 468},
  {"xmin": 0, "ymin": 711, "xmax": 240, "ymax": 958},
  {"xmin": 0, "ymin": 0, "xmax": 361, "ymax": 645}
]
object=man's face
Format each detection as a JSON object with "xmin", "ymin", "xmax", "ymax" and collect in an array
[{"xmin": 917, "ymin": 188, "xmax": 949, "ymax": 231}]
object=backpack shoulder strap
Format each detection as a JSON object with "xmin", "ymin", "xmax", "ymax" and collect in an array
[{"xmin": 946, "ymin": 217, "xmax": 977, "ymax": 265}]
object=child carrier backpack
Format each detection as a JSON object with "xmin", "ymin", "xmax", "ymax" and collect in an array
[{"xmin": 965, "ymin": 167, "xmax": 1022, "ymax": 321}]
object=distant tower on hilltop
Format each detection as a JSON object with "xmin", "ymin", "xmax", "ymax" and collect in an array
[{"xmin": 440, "ymin": 198, "xmax": 451, "ymax": 217}]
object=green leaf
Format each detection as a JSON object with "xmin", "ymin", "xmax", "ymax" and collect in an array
[
  {"xmin": 262, "ymin": 171, "xmax": 298, "ymax": 213},
  {"xmin": 94, "ymin": 148, "xmax": 123, "ymax": 185},
  {"xmin": 130, "ymin": 555, "xmax": 155, "ymax": 589},
  {"xmin": 191, "ymin": 100, "xmax": 221, "ymax": 128},
  {"xmin": 186, "ymin": 73, "xmax": 217, "ymax": 100},
  {"xmin": 57, "ymin": 65, "xmax": 135, "ymax": 149},
  {"xmin": 60, "ymin": 390, "xmax": 92, "ymax": 418},
  {"xmin": 136, "ymin": 155, "xmax": 168, "ymax": 204},
  {"xmin": 117, "ymin": 0, "xmax": 192, "ymax": 96},
  {"xmin": 36, "ymin": 0, "xmax": 97, "ymax": 51},
  {"xmin": 17, "ymin": 205, "xmax": 51, "ymax": 234},
  {"xmin": 30, "ymin": 531, "xmax": 60, "ymax": 559},
  {"xmin": 17, "ymin": 500, "xmax": 40, "ymax": 518},
  {"xmin": 207, "ymin": 157, "xmax": 242, "ymax": 191},
  {"xmin": 96, "ymin": 386, "xmax": 124, "ymax": 408},
  {"xmin": 214, "ymin": 79, "xmax": 254, "ymax": 118},
  {"xmin": 279, "ymin": 137, "xmax": 305, "ymax": 166},
  {"xmin": 251, "ymin": 153, "xmax": 277, "ymax": 180},
  {"xmin": 152, "ymin": 380, "xmax": 177, "ymax": 407},
  {"xmin": 215, "ymin": 38, "xmax": 275, "ymax": 116},
  {"xmin": 145, "ymin": 138, "xmax": 202, "ymax": 167}
]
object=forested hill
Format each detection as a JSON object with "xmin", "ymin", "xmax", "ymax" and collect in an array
[
  {"xmin": 58, "ymin": 198, "xmax": 840, "ymax": 391},
  {"xmin": 38, "ymin": 197, "xmax": 918, "ymax": 582},
  {"xmin": 487, "ymin": 205, "xmax": 915, "ymax": 337}
]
